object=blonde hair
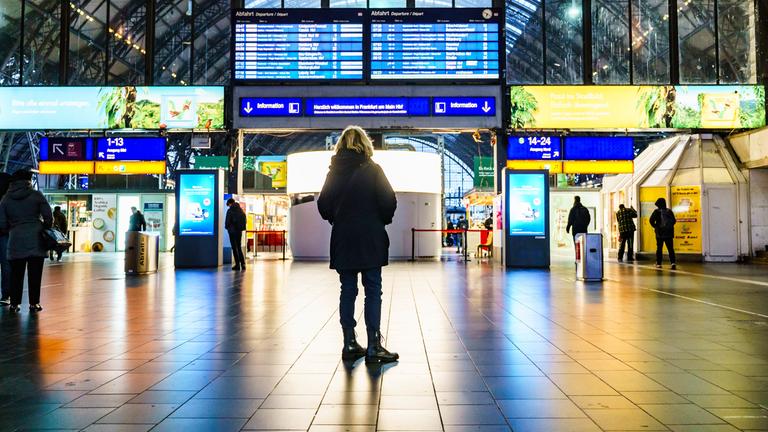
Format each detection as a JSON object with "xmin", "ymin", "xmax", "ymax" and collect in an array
[{"xmin": 335, "ymin": 125, "xmax": 374, "ymax": 157}]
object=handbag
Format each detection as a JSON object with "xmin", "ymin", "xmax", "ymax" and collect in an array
[{"xmin": 42, "ymin": 227, "xmax": 72, "ymax": 253}]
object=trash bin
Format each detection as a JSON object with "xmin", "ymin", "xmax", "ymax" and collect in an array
[
  {"xmin": 575, "ymin": 233, "xmax": 603, "ymax": 281},
  {"xmin": 125, "ymin": 232, "xmax": 159, "ymax": 275}
]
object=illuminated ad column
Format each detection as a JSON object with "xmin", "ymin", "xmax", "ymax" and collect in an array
[
  {"xmin": 502, "ymin": 169, "xmax": 550, "ymax": 268},
  {"xmin": 174, "ymin": 169, "xmax": 225, "ymax": 268}
]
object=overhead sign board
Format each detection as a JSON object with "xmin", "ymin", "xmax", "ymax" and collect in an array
[
  {"xmin": 95, "ymin": 161, "xmax": 167, "ymax": 175},
  {"xmin": 563, "ymin": 136, "xmax": 634, "ymax": 160},
  {"xmin": 432, "ymin": 97, "xmax": 495, "ymax": 116},
  {"xmin": 39, "ymin": 137, "xmax": 94, "ymax": 161},
  {"xmin": 239, "ymin": 98, "xmax": 302, "ymax": 117},
  {"xmin": 38, "ymin": 161, "xmax": 94, "ymax": 175},
  {"xmin": 509, "ymin": 85, "xmax": 766, "ymax": 130},
  {"xmin": 507, "ymin": 136, "xmax": 562, "ymax": 160},
  {"xmin": 0, "ymin": 87, "xmax": 225, "ymax": 130},
  {"xmin": 305, "ymin": 97, "xmax": 430, "ymax": 116},
  {"xmin": 95, "ymin": 137, "xmax": 167, "ymax": 161}
]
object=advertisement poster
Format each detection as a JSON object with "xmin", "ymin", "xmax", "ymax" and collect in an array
[
  {"xmin": 640, "ymin": 187, "xmax": 667, "ymax": 252},
  {"xmin": 506, "ymin": 173, "xmax": 546, "ymax": 236},
  {"xmin": 258, "ymin": 157, "xmax": 288, "ymax": 189},
  {"xmin": 509, "ymin": 85, "xmax": 765, "ymax": 130},
  {"xmin": 0, "ymin": 86, "xmax": 225, "ymax": 130},
  {"xmin": 473, "ymin": 156, "xmax": 494, "ymax": 189},
  {"xmin": 91, "ymin": 194, "xmax": 117, "ymax": 252},
  {"xmin": 671, "ymin": 186, "xmax": 702, "ymax": 253},
  {"xmin": 179, "ymin": 174, "xmax": 215, "ymax": 236},
  {"xmin": 143, "ymin": 203, "xmax": 164, "ymax": 232}
]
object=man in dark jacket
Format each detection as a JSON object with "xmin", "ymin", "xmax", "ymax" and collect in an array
[
  {"xmin": 616, "ymin": 204, "xmax": 637, "ymax": 262},
  {"xmin": 50, "ymin": 206, "xmax": 68, "ymax": 261},
  {"xmin": 128, "ymin": 207, "xmax": 146, "ymax": 231},
  {"xmin": 225, "ymin": 198, "xmax": 247, "ymax": 271},
  {"xmin": 649, "ymin": 197, "xmax": 677, "ymax": 269},
  {"xmin": 566, "ymin": 196, "xmax": 591, "ymax": 245},
  {"xmin": 0, "ymin": 173, "xmax": 11, "ymax": 305}
]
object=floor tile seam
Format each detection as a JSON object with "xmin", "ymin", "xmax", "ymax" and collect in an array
[{"xmin": 626, "ymin": 263, "xmax": 768, "ymax": 288}]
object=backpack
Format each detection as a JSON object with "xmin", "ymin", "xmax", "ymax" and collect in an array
[{"xmin": 658, "ymin": 208, "xmax": 675, "ymax": 230}]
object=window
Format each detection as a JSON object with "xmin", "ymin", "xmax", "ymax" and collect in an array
[
  {"xmin": 23, "ymin": 0, "xmax": 60, "ymax": 85},
  {"xmin": 244, "ymin": 0, "xmax": 281, "ymax": 7},
  {"xmin": 545, "ymin": 0, "xmax": 583, "ymax": 84},
  {"xmin": 285, "ymin": 0, "xmax": 320, "ymax": 7},
  {"xmin": 456, "ymin": 0, "xmax": 492, "ymax": 6},
  {"xmin": 193, "ymin": 0, "xmax": 229, "ymax": 85},
  {"xmin": 0, "ymin": 0, "xmax": 21, "ymax": 85},
  {"xmin": 154, "ymin": 0, "xmax": 191, "ymax": 85},
  {"xmin": 109, "ymin": 0, "xmax": 147, "ymax": 85},
  {"xmin": 416, "ymin": 0, "xmax": 453, "ymax": 6},
  {"xmin": 370, "ymin": 0, "xmax": 406, "ymax": 7},
  {"xmin": 718, "ymin": 0, "xmax": 757, "ymax": 83},
  {"xmin": 678, "ymin": 0, "xmax": 716, "ymax": 83},
  {"xmin": 592, "ymin": 0, "xmax": 630, "ymax": 83},
  {"xmin": 330, "ymin": 0, "xmax": 366, "ymax": 6},
  {"xmin": 506, "ymin": 0, "xmax": 544, "ymax": 84},
  {"xmin": 69, "ymin": 0, "xmax": 107, "ymax": 84},
  {"xmin": 631, "ymin": 0, "xmax": 669, "ymax": 83}
]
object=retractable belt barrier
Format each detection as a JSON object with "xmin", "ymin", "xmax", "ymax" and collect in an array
[
  {"xmin": 245, "ymin": 230, "xmax": 287, "ymax": 260},
  {"xmin": 410, "ymin": 228, "xmax": 492, "ymax": 262}
]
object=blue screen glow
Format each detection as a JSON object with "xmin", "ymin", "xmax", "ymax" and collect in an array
[
  {"xmin": 506, "ymin": 173, "xmax": 546, "ymax": 236},
  {"xmin": 305, "ymin": 97, "xmax": 430, "ymax": 116},
  {"xmin": 432, "ymin": 97, "xmax": 495, "ymax": 116},
  {"xmin": 95, "ymin": 137, "xmax": 167, "ymax": 161},
  {"xmin": 563, "ymin": 136, "xmax": 634, "ymax": 160},
  {"xmin": 507, "ymin": 136, "xmax": 562, "ymax": 160},
  {"xmin": 179, "ymin": 173, "xmax": 216, "ymax": 236}
]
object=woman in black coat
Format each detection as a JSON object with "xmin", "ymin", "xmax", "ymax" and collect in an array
[{"xmin": 317, "ymin": 125, "xmax": 398, "ymax": 364}]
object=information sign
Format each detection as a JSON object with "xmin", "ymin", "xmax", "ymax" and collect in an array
[
  {"xmin": 305, "ymin": 97, "xmax": 430, "ymax": 116},
  {"xmin": 233, "ymin": 9, "xmax": 364, "ymax": 81},
  {"xmin": 39, "ymin": 137, "xmax": 93, "ymax": 161},
  {"xmin": 432, "ymin": 97, "xmax": 495, "ymax": 116},
  {"xmin": 507, "ymin": 136, "xmax": 562, "ymax": 160},
  {"xmin": 239, "ymin": 98, "xmax": 303, "ymax": 117},
  {"xmin": 95, "ymin": 137, "xmax": 167, "ymax": 161},
  {"xmin": 370, "ymin": 9, "xmax": 500, "ymax": 80},
  {"xmin": 178, "ymin": 173, "xmax": 216, "ymax": 236}
]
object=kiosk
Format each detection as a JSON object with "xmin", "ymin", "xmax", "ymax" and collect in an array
[
  {"xmin": 503, "ymin": 169, "xmax": 550, "ymax": 268},
  {"xmin": 174, "ymin": 169, "xmax": 225, "ymax": 268}
]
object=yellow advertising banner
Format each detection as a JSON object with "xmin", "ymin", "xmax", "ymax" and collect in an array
[
  {"xmin": 95, "ymin": 161, "xmax": 167, "ymax": 175},
  {"xmin": 671, "ymin": 186, "xmax": 702, "ymax": 253},
  {"xmin": 38, "ymin": 161, "xmax": 94, "ymax": 175},
  {"xmin": 640, "ymin": 187, "xmax": 666, "ymax": 252},
  {"xmin": 506, "ymin": 160, "xmax": 563, "ymax": 173},
  {"xmin": 562, "ymin": 160, "xmax": 633, "ymax": 174},
  {"xmin": 259, "ymin": 161, "xmax": 287, "ymax": 188}
]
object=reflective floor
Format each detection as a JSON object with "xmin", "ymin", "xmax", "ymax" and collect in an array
[{"xmin": 0, "ymin": 254, "xmax": 767, "ymax": 431}]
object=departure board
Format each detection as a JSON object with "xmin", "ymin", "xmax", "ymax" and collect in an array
[
  {"xmin": 233, "ymin": 9, "xmax": 364, "ymax": 81},
  {"xmin": 370, "ymin": 9, "xmax": 500, "ymax": 80}
]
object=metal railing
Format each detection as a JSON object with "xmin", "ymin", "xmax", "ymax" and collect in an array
[{"xmin": 245, "ymin": 230, "xmax": 287, "ymax": 260}]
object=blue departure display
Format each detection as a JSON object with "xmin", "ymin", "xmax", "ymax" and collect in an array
[
  {"xmin": 563, "ymin": 136, "xmax": 635, "ymax": 160},
  {"xmin": 233, "ymin": 9, "xmax": 364, "ymax": 81},
  {"xmin": 240, "ymin": 98, "xmax": 303, "ymax": 117},
  {"xmin": 370, "ymin": 9, "xmax": 500, "ymax": 80},
  {"xmin": 507, "ymin": 136, "xmax": 562, "ymax": 161},
  {"xmin": 95, "ymin": 137, "xmax": 167, "ymax": 161},
  {"xmin": 305, "ymin": 97, "xmax": 430, "ymax": 116}
]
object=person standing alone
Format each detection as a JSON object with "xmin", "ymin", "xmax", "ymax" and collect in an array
[
  {"xmin": 566, "ymin": 196, "xmax": 591, "ymax": 250},
  {"xmin": 649, "ymin": 197, "xmax": 677, "ymax": 269},
  {"xmin": 225, "ymin": 198, "xmax": 247, "ymax": 271},
  {"xmin": 318, "ymin": 125, "xmax": 399, "ymax": 364},
  {"xmin": 616, "ymin": 204, "xmax": 637, "ymax": 262},
  {"xmin": 128, "ymin": 206, "xmax": 146, "ymax": 231},
  {"xmin": 50, "ymin": 206, "xmax": 68, "ymax": 261},
  {"xmin": 0, "ymin": 173, "xmax": 11, "ymax": 305}
]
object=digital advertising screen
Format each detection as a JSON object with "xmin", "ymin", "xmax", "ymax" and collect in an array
[
  {"xmin": 305, "ymin": 97, "xmax": 430, "ymax": 116},
  {"xmin": 507, "ymin": 136, "xmax": 562, "ymax": 160},
  {"xmin": 178, "ymin": 173, "xmax": 216, "ymax": 236},
  {"xmin": 563, "ymin": 136, "xmax": 634, "ymax": 160},
  {"xmin": 95, "ymin": 137, "xmax": 167, "ymax": 161},
  {"xmin": 233, "ymin": 9, "xmax": 364, "ymax": 81},
  {"xmin": 370, "ymin": 8, "xmax": 500, "ymax": 80},
  {"xmin": 39, "ymin": 137, "xmax": 93, "ymax": 161},
  {"xmin": 506, "ymin": 173, "xmax": 546, "ymax": 236}
]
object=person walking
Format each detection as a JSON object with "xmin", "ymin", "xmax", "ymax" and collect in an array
[
  {"xmin": 50, "ymin": 206, "xmax": 68, "ymax": 261},
  {"xmin": 566, "ymin": 195, "xmax": 591, "ymax": 245},
  {"xmin": 0, "ymin": 173, "xmax": 11, "ymax": 306},
  {"xmin": 0, "ymin": 169, "xmax": 53, "ymax": 312},
  {"xmin": 649, "ymin": 197, "xmax": 677, "ymax": 269},
  {"xmin": 317, "ymin": 125, "xmax": 399, "ymax": 364},
  {"xmin": 616, "ymin": 204, "xmax": 637, "ymax": 262},
  {"xmin": 225, "ymin": 198, "xmax": 247, "ymax": 271},
  {"xmin": 128, "ymin": 206, "xmax": 146, "ymax": 231},
  {"xmin": 456, "ymin": 215, "xmax": 469, "ymax": 253}
]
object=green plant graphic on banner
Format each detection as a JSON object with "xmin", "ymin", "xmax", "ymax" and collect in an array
[{"xmin": 509, "ymin": 86, "xmax": 538, "ymax": 128}]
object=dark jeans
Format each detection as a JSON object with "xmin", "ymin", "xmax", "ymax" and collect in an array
[
  {"xmin": 618, "ymin": 232, "xmax": 635, "ymax": 261},
  {"xmin": 656, "ymin": 237, "xmax": 676, "ymax": 265},
  {"xmin": 228, "ymin": 230, "xmax": 245, "ymax": 266},
  {"xmin": 10, "ymin": 257, "xmax": 44, "ymax": 306},
  {"xmin": 0, "ymin": 236, "xmax": 10, "ymax": 299},
  {"xmin": 338, "ymin": 268, "xmax": 382, "ymax": 333}
]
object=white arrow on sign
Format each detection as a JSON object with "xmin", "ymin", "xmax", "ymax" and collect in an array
[
  {"xmin": 53, "ymin": 143, "xmax": 64, "ymax": 155},
  {"xmin": 98, "ymin": 152, "xmax": 105, "ymax": 159},
  {"xmin": 482, "ymin": 101, "xmax": 491, "ymax": 113},
  {"xmin": 243, "ymin": 101, "xmax": 253, "ymax": 114}
]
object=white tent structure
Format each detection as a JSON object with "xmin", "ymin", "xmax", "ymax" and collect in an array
[{"xmin": 601, "ymin": 134, "xmax": 749, "ymax": 262}]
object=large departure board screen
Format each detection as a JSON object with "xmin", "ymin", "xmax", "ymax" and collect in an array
[
  {"xmin": 370, "ymin": 8, "xmax": 500, "ymax": 80},
  {"xmin": 233, "ymin": 9, "xmax": 364, "ymax": 81}
]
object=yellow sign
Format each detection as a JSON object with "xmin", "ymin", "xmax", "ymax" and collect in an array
[
  {"xmin": 563, "ymin": 161, "xmax": 633, "ymax": 174},
  {"xmin": 640, "ymin": 187, "xmax": 666, "ymax": 252},
  {"xmin": 259, "ymin": 161, "xmax": 287, "ymax": 188},
  {"xmin": 38, "ymin": 161, "xmax": 94, "ymax": 174},
  {"xmin": 506, "ymin": 160, "xmax": 563, "ymax": 173},
  {"xmin": 95, "ymin": 161, "xmax": 166, "ymax": 175},
  {"xmin": 671, "ymin": 186, "xmax": 702, "ymax": 253}
]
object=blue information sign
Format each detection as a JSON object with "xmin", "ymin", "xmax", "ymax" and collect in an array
[
  {"xmin": 178, "ymin": 173, "xmax": 216, "ymax": 236},
  {"xmin": 564, "ymin": 136, "xmax": 634, "ymax": 160},
  {"xmin": 305, "ymin": 97, "xmax": 430, "ymax": 116},
  {"xmin": 507, "ymin": 136, "xmax": 562, "ymax": 160},
  {"xmin": 432, "ymin": 97, "xmax": 495, "ymax": 116},
  {"xmin": 95, "ymin": 137, "xmax": 167, "ymax": 161},
  {"xmin": 239, "ymin": 98, "xmax": 302, "ymax": 117},
  {"xmin": 40, "ymin": 137, "xmax": 93, "ymax": 161}
]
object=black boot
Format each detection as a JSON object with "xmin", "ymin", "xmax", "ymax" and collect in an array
[
  {"xmin": 341, "ymin": 328, "xmax": 365, "ymax": 360},
  {"xmin": 365, "ymin": 330, "xmax": 399, "ymax": 364}
]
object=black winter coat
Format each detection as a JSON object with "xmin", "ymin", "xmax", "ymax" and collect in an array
[
  {"xmin": 317, "ymin": 150, "xmax": 397, "ymax": 271},
  {"xmin": 567, "ymin": 203, "xmax": 591, "ymax": 234},
  {"xmin": 225, "ymin": 205, "xmax": 247, "ymax": 233}
]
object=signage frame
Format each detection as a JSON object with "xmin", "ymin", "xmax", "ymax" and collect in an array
[{"xmin": 502, "ymin": 169, "xmax": 550, "ymax": 268}]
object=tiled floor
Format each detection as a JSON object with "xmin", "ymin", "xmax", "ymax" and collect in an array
[{"xmin": 0, "ymin": 254, "xmax": 766, "ymax": 431}]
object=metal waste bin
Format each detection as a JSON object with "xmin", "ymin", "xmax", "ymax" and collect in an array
[
  {"xmin": 125, "ymin": 232, "xmax": 159, "ymax": 275},
  {"xmin": 575, "ymin": 233, "xmax": 603, "ymax": 281}
]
